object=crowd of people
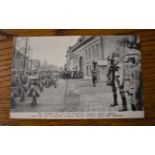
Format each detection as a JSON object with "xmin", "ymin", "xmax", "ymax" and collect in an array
[
  {"xmin": 11, "ymin": 69, "xmax": 59, "ymax": 108},
  {"xmin": 11, "ymin": 68, "xmax": 84, "ymax": 109},
  {"xmin": 60, "ymin": 70, "xmax": 83, "ymax": 79}
]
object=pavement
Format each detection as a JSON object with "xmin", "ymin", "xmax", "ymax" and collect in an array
[
  {"xmin": 11, "ymin": 78, "xmax": 129, "ymax": 113},
  {"xmin": 12, "ymin": 79, "xmax": 67, "ymax": 112},
  {"xmin": 65, "ymin": 79, "xmax": 122, "ymax": 112}
]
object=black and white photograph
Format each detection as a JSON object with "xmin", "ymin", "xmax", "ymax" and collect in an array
[{"xmin": 10, "ymin": 36, "xmax": 144, "ymax": 119}]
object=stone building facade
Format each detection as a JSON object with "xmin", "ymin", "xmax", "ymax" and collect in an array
[
  {"xmin": 66, "ymin": 36, "xmax": 140, "ymax": 82},
  {"xmin": 66, "ymin": 36, "xmax": 107, "ymax": 82}
]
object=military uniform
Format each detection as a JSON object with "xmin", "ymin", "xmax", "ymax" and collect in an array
[
  {"xmin": 108, "ymin": 55, "xmax": 127, "ymax": 111},
  {"xmin": 92, "ymin": 68, "xmax": 97, "ymax": 87},
  {"xmin": 11, "ymin": 71, "xmax": 21, "ymax": 108},
  {"xmin": 134, "ymin": 65, "xmax": 143, "ymax": 110},
  {"xmin": 123, "ymin": 59, "xmax": 130, "ymax": 108},
  {"xmin": 106, "ymin": 55, "xmax": 118, "ymax": 106},
  {"xmin": 127, "ymin": 64, "xmax": 136, "ymax": 110},
  {"xmin": 116, "ymin": 61, "xmax": 128, "ymax": 111},
  {"xmin": 128, "ymin": 62, "xmax": 143, "ymax": 111},
  {"xmin": 51, "ymin": 72, "xmax": 58, "ymax": 88},
  {"xmin": 109, "ymin": 63, "xmax": 118, "ymax": 106},
  {"xmin": 27, "ymin": 71, "xmax": 40, "ymax": 106},
  {"xmin": 124, "ymin": 46, "xmax": 142, "ymax": 111},
  {"xmin": 19, "ymin": 71, "xmax": 28, "ymax": 102},
  {"xmin": 38, "ymin": 72, "xmax": 44, "ymax": 92}
]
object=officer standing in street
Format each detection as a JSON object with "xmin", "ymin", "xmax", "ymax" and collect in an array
[
  {"xmin": 115, "ymin": 55, "xmax": 128, "ymax": 111},
  {"xmin": 108, "ymin": 52, "xmax": 128, "ymax": 111},
  {"xmin": 107, "ymin": 53, "xmax": 118, "ymax": 107},
  {"xmin": 92, "ymin": 61, "xmax": 97, "ymax": 87},
  {"xmin": 27, "ymin": 69, "xmax": 40, "ymax": 106},
  {"xmin": 134, "ymin": 61, "xmax": 143, "ymax": 111},
  {"xmin": 123, "ymin": 57, "xmax": 130, "ymax": 108},
  {"xmin": 127, "ymin": 58, "xmax": 137, "ymax": 110},
  {"xmin": 125, "ymin": 40, "xmax": 143, "ymax": 111},
  {"xmin": 19, "ymin": 70, "xmax": 28, "ymax": 102}
]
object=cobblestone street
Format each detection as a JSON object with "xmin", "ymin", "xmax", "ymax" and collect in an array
[
  {"xmin": 12, "ymin": 78, "xmax": 127, "ymax": 113},
  {"xmin": 12, "ymin": 79, "xmax": 67, "ymax": 112},
  {"xmin": 65, "ymin": 79, "xmax": 122, "ymax": 112}
]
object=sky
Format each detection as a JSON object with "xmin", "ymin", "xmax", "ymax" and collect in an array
[{"xmin": 27, "ymin": 36, "xmax": 80, "ymax": 67}]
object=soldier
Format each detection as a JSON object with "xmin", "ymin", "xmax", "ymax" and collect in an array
[
  {"xmin": 107, "ymin": 53, "xmax": 119, "ymax": 107},
  {"xmin": 106, "ymin": 56, "xmax": 111, "ymax": 85},
  {"xmin": 71, "ymin": 70, "xmax": 74, "ymax": 79},
  {"xmin": 19, "ymin": 70, "xmax": 28, "ymax": 102},
  {"xmin": 27, "ymin": 69, "xmax": 40, "ymax": 106},
  {"xmin": 92, "ymin": 61, "xmax": 97, "ymax": 87},
  {"xmin": 123, "ymin": 57, "xmax": 130, "ymax": 107},
  {"xmin": 38, "ymin": 71, "xmax": 44, "ymax": 92},
  {"xmin": 108, "ymin": 53, "xmax": 128, "ymax": 111},
  {"xmin": 51, "ymin": 71, "xmax": 58, "ymax": 88},
  {"xmin": 115, "ymin": 55, "xmax": 128, "ymax": 111},
  {"xmin": 125, "ymin": 41, "xmax": 143, "ymax": 111},
  {"xmin": 11, "ymin": 69, "xmax": 21, "ymax": 108},
  {"xmin": 46, "ymin": 71, "xmax": 51, "ymax": 88},
  {"xmin": 127, "ymin": 57, "xmax": 138, "ymax": 111},
  {"xmin": 134, "ymin": 62, "xmax": 143, "ymax": 110}
]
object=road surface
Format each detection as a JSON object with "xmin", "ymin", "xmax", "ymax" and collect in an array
[{"xmin": 12, "ymin": 78, "xmax": 128, "ymax": 113}]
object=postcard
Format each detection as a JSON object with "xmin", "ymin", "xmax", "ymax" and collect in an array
[{"xmin": 10, "ymin": 36, "xmax": 144, "ymax": 119}]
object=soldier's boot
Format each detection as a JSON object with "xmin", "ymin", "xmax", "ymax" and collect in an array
[
  {"xmin": 118, "ymin": 96, "xmax": 128, "ymax": 112},
  {"xmin": 131, "ymin": 104, "xmax": 136, "ymax": 111},
  {"xmin": 20, "ymin": 93, "xmax": 25, "ymax": 102},
  {"xmin": 92, "ymin": 78, "xmax": 95, "ymax": 87},
  {"xmin": 94, "ymin": 80, "xmax": 97, "ymax": 87},
  {"xmin": 131, "ymin": 95, "xmax": 136, "ymax": 111},
  {"xmin": 40, "ymin": 85, "xmax": 43, "ymax": 92},
  {"xmin": 54, "ymin": 84, "xmax": 57, "ymax": 88},
  {"xmin": 11, "ymin": 97, "xmax": 17, "ymax": 108},
  {"xmin": 110, "ymin": 94, "xmax": 118, "ymax": 107},
  {"xmin": 31, "ymin": 96, "xmax": 37, "ymax": 106},
  {"xmin": 136, "ymin": 99, "xmax": 143, "ymax": 111}
]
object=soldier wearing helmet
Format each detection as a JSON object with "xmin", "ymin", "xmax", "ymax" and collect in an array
[
  {"xmin": 11, "ymin": 69, "xmax": 21, "ymax": 108},
  {"xmin": 27, "ymin": 69, "xmax": 40, "ymax": 106},
  {"xmin": 108, "ymin": 51, "xmax": 128, "ymax": 111},
  {"xmin": 92, "ymin": 60, "xmax": 97, "ymax": 87},
  {"xmin": 125, "ymin": 41, "xmax": 143, "ymax": 111}
]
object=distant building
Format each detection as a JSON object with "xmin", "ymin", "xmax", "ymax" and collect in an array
[
  {"xmin": 13, "ymin": 51, "xmax": 29, "ymax": 70},
  {"xmin": 29, "ymin": 59, "xmax": 40, "ymax": 70},
  {"xmin": 66, "ymin": 36, "xmax": 106, "ymax": 81},
  {"xmin": 48, "ymin": 64, "xmax": 60, "ymax": 71},
  {"xmin": 66, "ymin": 46, "xmax": 75, "ymax": 71}
]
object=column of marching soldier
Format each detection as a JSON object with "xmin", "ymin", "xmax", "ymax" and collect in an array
[
  {"xmin": 11, "ymin": 69, "xmax": 60, "ymax": 108},
  {"xmin": 11, "ymin": 69, "xmax": 83, "ymax": 108}
]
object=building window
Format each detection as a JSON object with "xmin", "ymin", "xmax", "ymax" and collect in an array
[
  {"xmin": 96, "ymin": 44, "xmax": 99, "ymax": 58},
  {"xmin": 90, "ymin": 47, "xmax": 92, "ymax": 59},
  {"xmin": 90, "ymin": 65, "xmax": 92, "ymax": 76},
  {"xmin": 89, "ymin": 65, "xmax": 91, "ymax": 76},
  {"xmin": 93, "ymin": 45, "xmax": 96, "ymax": 57},
  {"xmin": 86, "ymin": 66, "xmax": 89, "ymax": 76},
  {"xmin": 93, "ymin": 45, "xmax": 95, "ymax": 57},
  {"xmin": 85, "ymin": 49, "xmax": 87, "ymax": 60}
]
